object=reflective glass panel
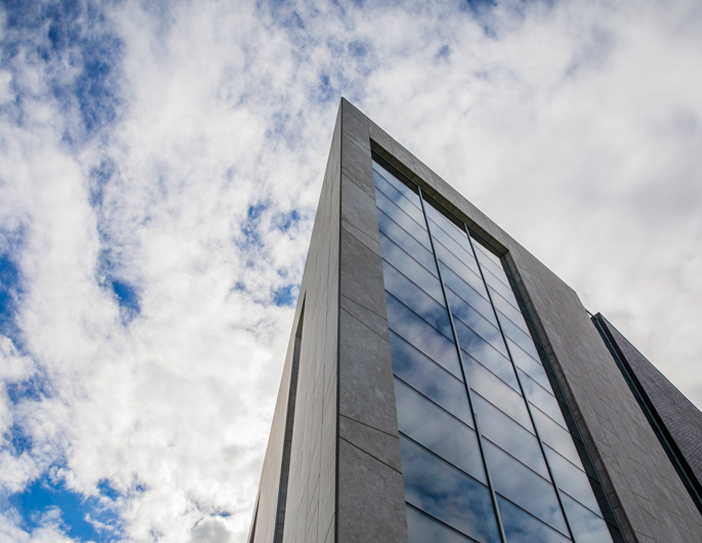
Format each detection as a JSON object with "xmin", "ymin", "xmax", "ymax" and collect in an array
[
  {"xmin": 531, "ymin": 407, "xmax": 581, "ymax": 465},
  {"xmin": 373, "ymin": 162, "xmax": 420, "ymax": 206},
  {"xmin": 374, "ymin": 170, "xmax": 425, "ymax": 224},
  {"xmin": 446, "ymin": 290, "xmax": 507, "ymax": 356},
  {"xmin": 495, "ymin": 309, "xmax": 540, "ymax": 360},
  {"xmin": 375, "ymin": 164, "xmax": 614, "ymax": 542},
  {"xmin": 396, "ymin": 379, "xmax": 485, "ymax": 482},
  {"xmin": 544, "ymin": 445, "xmax": 599, "ymax": 514},
  {"xmin": 491, "ymin": 292, "xmax": 529, "ymax": 335},
  {"xmin": 518, "ymin": 370, "xmax": 566, "ymax": 427},
  {"xmin": 484, "ymin": 441, "xmax": 568, "ymax": 535},
  {"xmin": 400, "ymin": 436, "xmax": 501, "ymax": 543},
  {"xmin": 406, "ymin": 505, "xmax": 478, "ymax": 543},
  {"xmin": 482, "ymin": 269, "xmax": 520, "ymax": 310},
  {"xmin": 463, "ymin": 347, "xmax": 521, "ymax": 398},
  {"xmin": 383, "ymin": 262, "xmax": 452, "ymax": 337},
  {"xmin": 386, "ymin": 294, "xmax": 462, "ymax": 379},
  {"xmin": 424, "ymin": 203, "xmax": 472, "ymax": 251},
  {"xmin": 472, "ymin": 241, "xmax": 502, "ymax": 267},
  {"xmin": 436, "ymin": 243, "xmax": 485, "ymax": 291},
  {"xmin": 380, "ymin": 232, "xmax": 442, "ymax": 299},
  {"xmin": 440, "ymin": 266, "xmax": 496, "ymax": 326},
  {"xmin": 376, "ymin": 190, "xmax": 432, "ymax": 249},
  {"xmin": 377, "ymin": 209, "xmax": 437, "ymax": 272},
  {"xmin": 560, "ymin": 493, "xmax": 614, "ymax": 543},
  {"xmin": 390, "ymin": 331, "xmax": 471, "ymax": 423},
  {"xmin": 473, "ymin": 244, "xmax": 510, "ymax": 284},
  {"xmin": 497, "ymin": 496, "xmax": 572, "ymax": 543},
  {"xmin": 465, "ymin": 359, "xmax": 530, "ymax": 429},
  {"xmin": 507, "ymin": 338, "xmax": 550, "ymax": 389},
  {"xmin": 428, "ymin": 219, "xmax": 479, "ymax": 272},
  {"xmin": 473, "ymin": 394, "xmax": 549, "ymax": 478}
]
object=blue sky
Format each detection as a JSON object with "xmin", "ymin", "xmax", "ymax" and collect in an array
[{"xmin": 1, "ymin": 0, "xmax": 701, "ymax": 542}]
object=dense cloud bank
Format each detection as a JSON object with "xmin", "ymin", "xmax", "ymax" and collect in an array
[{"xmin": 0, "ymin": 0, "xmax": 701, "ymax": 541}]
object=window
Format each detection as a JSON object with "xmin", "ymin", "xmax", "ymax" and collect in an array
[{"xmin": 373, "ymin": 160, "xmax": 619, "ymax": 543}]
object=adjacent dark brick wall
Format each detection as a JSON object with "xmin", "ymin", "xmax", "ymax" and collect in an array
[{"xmin": 594, "ymin": 313, "xmax": 702, "ymax": 512}]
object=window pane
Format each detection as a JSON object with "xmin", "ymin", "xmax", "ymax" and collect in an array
[
  {"xmin": 400, "ymin": 437, "xmax": 501, "ymax": 543},
  {"xmin": 386, "ymin": 294, "xmax": 462, "ymax": 380},
  {"xmin": 389, "ymin": 331, "xmax": 471, "ymax": 423},
  {"xmin": 373, "ymin": 162, "xmax": 420, "ymax": 207},
  {"xmin": 436, "ymin": 244, "xmax": 486, "ymax": 293},
  {"xmin": 544, "ymin": 446, "xmax": 600, "ymax": 514},
  {"xmin": 531, "ymin": 407, "xmax": 581, "ymax": 465},
  {"xmin": 496, "ymin": 309, "xmax": 540, "ymax": 360},
  {"xmin": 447, "ymin": 290, "xmax": 507, "ymax": 357},
  {"xmin": 424, "ymin": 203, "xmax": 473, "ymax": 253},
  {"xmin": 472, "ymin": 239, "xmax": 502, "ymax": 268},
  {"xmin": 383, "ymin": 262, "xmax": 452, "ymax": 337},
  {"xmin": 458, "ymin": 337, "xmax": 516, "ymax": 394},
  {"xmin": 378, "ymin": 209, "xmax": 437, "ymax": 272},
  {"xmin": 428, "ymin": 218, "xmax": 479, "ymax": 272},
  {"xmin": 473, "ymin": 244, "xmax": 510, "ymax": 287},
  {"xmin": 483, "ymin": 270, "xmax": 520, "ymax": 310},
  {"xmin": 461, "ymin": 340, "xmax": 520, "ymax": 394},
  {"xmin": 406, "ymin": 505, "xmax": 480, "ymax": 543},
  {"xmin": 380, "ymin": 232, "xmax": 442, "ymax": 299},
  {"xmin": 507, "ymin": 338, "xmax": 550, "ymax": 389},
  {"xmin": 561, "ymin": 493, "xmax": 613, "ymax": 543},
  {"xmin": 497, "ymin": 496, "xmax": 572, "ymax": 543},
  {"xmin": 465, "ymin": 359, "xmax": 531, "ymax": 430},
  {"xmin": 373, "ymin": 170, "xmax": 425, "ymax": 224},
  {"xmin": 396, "ymin": 379, "xmax": 485, "ymax": 483},
  {"xmin": 376, "ymin": 190, "xmax": 432, "ymax": 249},
  {"xmin": 491, "ymin": 292, "xmax": 529, "ymax": 335},
  {"xmin": 485, "ymin": 441, "xmax": 568, "ymax": 535},
  {"xmin": 473, "ymin": 394, "xmax": 549, "ymax": 479},
  {"xmin": 441, "ymin": 267, "xmax": 496, "ymax": 326},
  {"xmin": 518, "ymin": 370, "xmax": 566, "ymax": 427}
]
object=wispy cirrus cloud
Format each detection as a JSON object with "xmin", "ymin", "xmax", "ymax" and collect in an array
[{"xmin": 0, "ymin": 0, "xmax": 701, "ymax": 542}]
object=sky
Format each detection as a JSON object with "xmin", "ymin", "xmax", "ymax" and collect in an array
[{"xmin": 0, "ymin": 0, "xmax": 701, "ymax": 541}]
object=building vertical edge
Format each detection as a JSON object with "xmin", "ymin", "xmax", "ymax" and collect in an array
[
  {"xmin": 336, "ymin": 99, "xmax": 409, "ymax": 543},
  {"xmin": 249, "ymin": 104, "xmax": 342, "ymax": 543}
]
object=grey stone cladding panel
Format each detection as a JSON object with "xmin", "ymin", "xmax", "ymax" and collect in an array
[
  {"xmin": 336, "ymin": 99, "xmax": 408, "ymax": 543},
  {"xmin": 361, "ymin": 103, "xmax": 702, "ymax": 543}
]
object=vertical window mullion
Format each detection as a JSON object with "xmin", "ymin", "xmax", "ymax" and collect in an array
[
  {"xmin": 464, "ymin": 226, "xmax": 577, "ymax": 543},
  {"xmin": 417, "ymin": 187, "xmax": 508, "ymax": 543}
]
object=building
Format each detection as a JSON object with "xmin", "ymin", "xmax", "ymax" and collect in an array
[{"xmin": 247, "ymin": 99, "xmax": 702, "ymax": 543}]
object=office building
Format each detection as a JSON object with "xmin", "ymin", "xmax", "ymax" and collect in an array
[{"xmin": 247, "ymin": 99, "xmax": 702, "ymax": 543}]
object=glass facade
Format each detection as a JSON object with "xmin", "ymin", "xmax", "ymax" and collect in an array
[{"xmin": 373, "ymin": 160, "xmax": 615, "ymax": 543}]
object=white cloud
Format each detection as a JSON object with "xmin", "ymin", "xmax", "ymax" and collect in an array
[{"xmin": 0, "ymin": 0, "xmax": 701, "ymax": 542}]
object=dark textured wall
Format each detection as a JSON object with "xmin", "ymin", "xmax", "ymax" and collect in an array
[{"xmin": 595, "ymin": 313, "xmax": 702, "ymax": 509}]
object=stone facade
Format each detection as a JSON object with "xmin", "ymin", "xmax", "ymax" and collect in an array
[{"xmin": 248, "ymin": 99, "xmax": 702, "ymax": 543}]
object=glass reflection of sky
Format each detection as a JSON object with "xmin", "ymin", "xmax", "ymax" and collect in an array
[
  {"xmin": 401, "ymin": 437, "xmax": 500, "ymax": 543},
  {"xmin": 373, "ymin": 161, "xmax": 614, "ymax": 543}
]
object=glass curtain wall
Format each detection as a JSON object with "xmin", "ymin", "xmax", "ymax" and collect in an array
[{"xmin": 372, "ymin": 160, "xmax": 614, "ymax": 543}]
